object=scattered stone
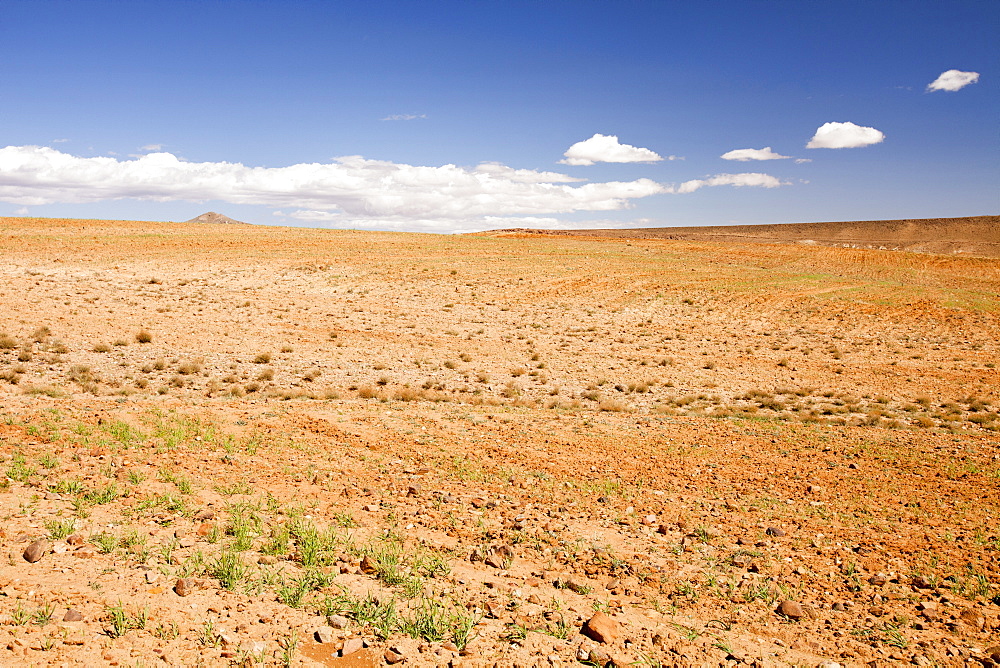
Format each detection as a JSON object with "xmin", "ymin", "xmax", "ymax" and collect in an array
[
  {"xmin": 484, "ymin": 545, "xmax": 513, "ymax": 569},
  {"xmin": 239, "ymin": 640, "xmax": 267, "ymax": 657},
  {"xmin": 63, "ymin": 609, "xmax": 84, "ymax": 622},
  {"xmin": 194, "ymin": 509, "xmax": 216, "ymax": 521},
  {"xmin": 23, "ymin": 540, "xmax": 49, "ymax": 563},
  {"xmin": 174, "ymin": 578, "xmax": 196, "ymax": 597},
  {"xmin": 765, "ymin": 527, "xmax": 785, "ymax": 537},
  {"xmin": 777, "ymin": 600, "xmax": 804, "ymax": 619},
  {"xmin": 384, "ymin": 648, "xmax": 405, "ymax": 664},
  {"xmin": 66, "ymin": 534, "xmax": 85, "ymax": 546},
  {"xmin": 341, "ymin": 637, "xmax": 364, "ymax": 656},
  {"xmin": 587, "ymin": 646, "xmax": 614, "ymax": 666},
  {"xmin": 959, "ymin": 608, "xmax": 985, "ymax": 630},
  {"xmin": 581, "ymin": 611, "xmax": 619, "ymax": 644},
  {"xmin": 314, "ymin": 626, "xmax": 336, "ymax": 644},
  {"xmin": 359, "ymin": 555, "xmax": 377, "ymax": 574},
  {"xmin": 258, "ymin": 554, "xmax": 278, "ymax": 565},
  {"xmin": 986, "ymin": 646, "xmax": 1000, "ymax": 663},
  {"xmin": 73, "ymin": 545, "xmax": 97, "ymax": 559},
  {"xmin": 470, "ymin": 497, "xmax": 487, "ymax": 508},
  {"xmin": 328, "ymin": 614, "xmax": 349, "ymax": 629},
  {"xmin": 406, "ymin": 483, "xmax": 422, "ymax": 497},
  {"xmin": 656, "ymin": 524, "xmax": 669, "ymax": 535}
]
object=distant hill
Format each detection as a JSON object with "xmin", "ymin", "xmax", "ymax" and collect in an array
[
  {"xmin": 184, "ymin": 212, "xmax": 248, "ymax": 225},
  {"xmin": 482, "ymin": 215, "xmax": 1000, "ymax": 257}
]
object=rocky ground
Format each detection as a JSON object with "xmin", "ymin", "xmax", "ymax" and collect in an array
[
  {"xmin": 495, "ymin": 216, "xmax": 1000, "ymax": 258},
  {"xmin": 0, "ymin": 217, "xmax": 998, "ymax": 667}
]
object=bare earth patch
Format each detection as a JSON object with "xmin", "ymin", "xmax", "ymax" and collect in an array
[{"xmin": 0, "ymin": 217, "xmax": 998, "ymax": 667}]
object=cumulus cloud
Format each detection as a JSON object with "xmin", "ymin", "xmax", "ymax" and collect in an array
[
  {"xmin": 670, "ymin": 172, "xmax": 786, "ymax": 194},
  {"xmin": 0, "ymin": 146, "xmax": 789, "ymax": 232},
  {"xmin": 559, "ymin": 133, "xmax": 663, "ymax": 166},
  {"xmin": 927, "ymin": 69, "xmax": 980, "ymax": 92},
  {"xmin": 806, "ymin": 122, "xmax": 885, "ymax": 149},
  {"xmin": 472, "ymin": 162, "xmax": 583, "ymax": 183},
  {"xmin": 720, "ymin": 147, "xmax": 791, "ymax": 162},
  {"xmin": 380, "ymin": 114, "xmax": 427, "ymax": 121},
  {"xmin": 0, "ymin": 145, "xmax": 664, "ymax": 221}
]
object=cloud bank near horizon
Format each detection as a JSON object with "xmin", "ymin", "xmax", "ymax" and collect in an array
[{"xmin": 0, "ymin": 145, "xmax": 785, "ymax": 232}]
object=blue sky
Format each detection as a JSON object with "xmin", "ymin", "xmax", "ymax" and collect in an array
[{"xmin": 0, "ymin": 0, "xmax": 996, "ymax": 232}]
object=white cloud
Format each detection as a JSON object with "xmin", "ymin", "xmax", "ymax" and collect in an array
[
  {"xmin": 51, "ymin": 138, "xmax": 69, "ymax": 144},
  {"xmin": 0, "ymin": 146, "xmax": 788, "ymax": 233},
  {"xmin": 806, "ymin": 122, "xmax": 885, "ymax": 149},
  {"xmin": 380, "ymin": 114, "xmax": 427, "ymax": 121},
  {"xmin": 472, "ymin": 162, "xmax": 583, "ymax": 183},
  {"xmin": 14, "ymin": 207, "xmax": 29, "ymax": 215},
  {"xmin": 720, "ymin": 147, "xmax": 791, "ymax": 162},
  {"xmin": 559, "ymin": 133, "xmax": 663, "ymax": 166},
  {"xmin": 671, "ymin": 172, "xmax": 786, "ymax": 194},
  {"xmin": 927, "ymin": 69, "xmax": 980, "ymax": 92},
  {"xmin": 140, "ymin": 144, "xmax": 164, "ymax": 151},
  {"xmin": 794, "ymin": 158, "xmax": 812, "ymax": 164},
  {"xmin": 0, "ymin": 145, "xmax": 663, "ymax": 222}
]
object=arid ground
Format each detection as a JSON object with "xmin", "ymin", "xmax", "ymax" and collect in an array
[
  {"xmin": 489, "ymin": 216, "xmax": 1000, "ymax": 259},
  {"xmin": 0, "ymin": 216, "xmax": 998, "ymax": 667}
]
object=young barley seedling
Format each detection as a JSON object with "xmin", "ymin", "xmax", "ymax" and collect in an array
[
  {"xmin": 45, "ymin": 517, "xmax": 75, "ymax": 540},
  {"xmin": 93, "ymin": 532, "xmax": 120, "ymax": 554},
  {"xmin": 279, "ymin": 630, "xmax": 299, "ymax": 668},
  {"xmin": 32, "ymin": 603, "xmax": 54, "ymax": 626}
]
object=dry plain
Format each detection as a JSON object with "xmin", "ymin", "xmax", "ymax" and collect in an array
[{"xmin": 0, "ymin": 216, "xmax": 998, "ymax": 667}]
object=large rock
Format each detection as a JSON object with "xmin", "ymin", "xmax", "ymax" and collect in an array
[
  {"xmin": 23, "ymin": 540, "xmax": 49, "ymax": 563},
  {"xmin": 581, "ymin": 611, "xmax": 619, "ymax": 644},
  {"xmin": 777, "ymin": 600, "xmax": 805, "ymax": 619}
]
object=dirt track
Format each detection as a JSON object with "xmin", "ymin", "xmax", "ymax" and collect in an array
[{"xmin": 0, "ymin": 217, "xmax": 998, "ymax": 667}]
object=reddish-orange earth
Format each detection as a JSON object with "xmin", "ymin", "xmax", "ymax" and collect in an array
[{"xmin": 0, "ymin": 216, "xmax": 997, "ymax": 666}]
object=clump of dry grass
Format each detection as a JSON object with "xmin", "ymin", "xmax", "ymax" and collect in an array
[
  {"xmin": 135, "ymin": 330, "xmax": 153, "ymax": 343},
  {"xmin": 93, "ymin": 343, "xmax": 111, "ymax": 353},
  {"xmin": 598, "ymin": 397, "xmax": 630, "ymax": 412},
  {"xmin": 0, "ymin": 333, "xmax": 20, "ymax": 349},
  {"xmin": 253, "ymin": 352, "xmax": 272, "ymax": 364},
  {"xmin": 357, "ymin": 384, "xmax": 379, "ymax": 399},
  {"xmin": 177, "ymin": 360, "xmax": 203, "ymax": 375}
]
